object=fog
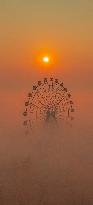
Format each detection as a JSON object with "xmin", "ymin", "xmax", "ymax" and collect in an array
[
  {"xmin": 0, "ymin": 113, "xmax": 93, "ymax": 205},
  {"xmin": 0, "ymin": 79, "xmax": 93, "ymax": 204}
]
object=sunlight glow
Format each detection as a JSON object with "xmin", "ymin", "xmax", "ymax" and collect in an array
[{"xmin": 42, "ymin": 56, "xmax": 50, "ymax": 63}]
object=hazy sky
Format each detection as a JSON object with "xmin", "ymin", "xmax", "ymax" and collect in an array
[
  {"xmin": 0, "ymin": 0, "xmax": 93, "ymax": 129},
  {"xmin": 0, "ymin": 0, "xmax": 93, "ymax": 72},
  {"xmin": 0, "ymin": 0, "xmax": 93, "ymax": 124}
]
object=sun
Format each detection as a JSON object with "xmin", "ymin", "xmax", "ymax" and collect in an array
[
  {"xmin": 36, "ymin": 52, "xmax": 55, "ymax": 67},
  {"xmin": 42, "ymin": 56, "xmax": 50, "ymax": 64}
]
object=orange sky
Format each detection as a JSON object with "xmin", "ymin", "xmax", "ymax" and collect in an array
[{"xmin": 0, "ymin": 0, "xmax": 93, "ymax": 132}]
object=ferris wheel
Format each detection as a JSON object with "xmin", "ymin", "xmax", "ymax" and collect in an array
[{"xmin": 23, "ymin": 77, "xmax": 75, "ymax": 133}]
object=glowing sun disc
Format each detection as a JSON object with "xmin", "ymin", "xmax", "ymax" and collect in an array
[{"xmin": 42, "ymin": 56, "xmax": 50, "ymax": 63}]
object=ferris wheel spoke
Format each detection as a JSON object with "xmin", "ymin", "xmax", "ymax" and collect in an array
[
  {"xmin": 29, "ymin": 102, "xmax": 41, "ymax": 109},
  {"xmin": 36, "ymin": 91, "xmax": 47, "ymax": 105},
  {"xmin": 56, "ymin": 97, "xmax": 65, "ymax": 105},
  {"xmin": 38, "ymin": 100, "xmax": 47, "ymax": 108}
]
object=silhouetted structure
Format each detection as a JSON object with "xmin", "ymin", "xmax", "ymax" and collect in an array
[{"xmin": 23, "ymin": 77, "xmax": 75, "ymax": 133}]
